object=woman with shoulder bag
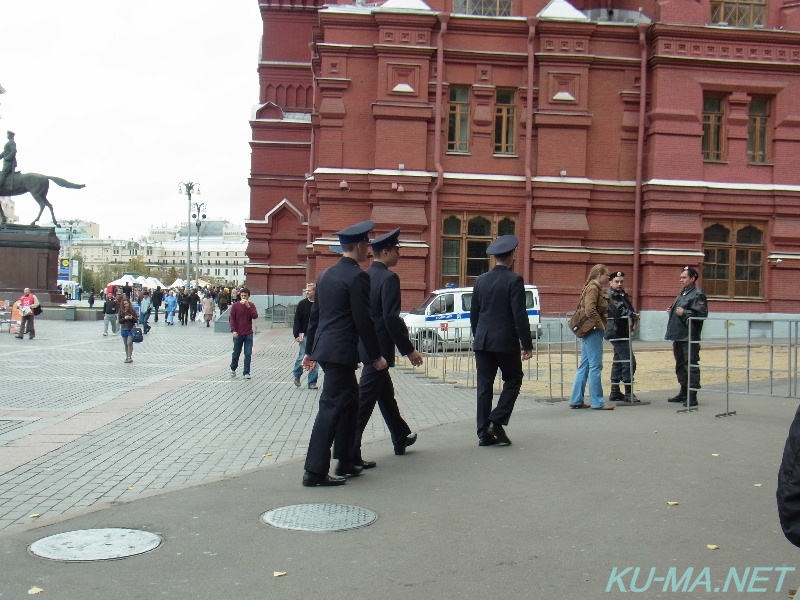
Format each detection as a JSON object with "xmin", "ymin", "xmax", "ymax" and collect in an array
[
  {"xmin": 118, "ymin": 298, "xmax": 139, "ymax": 363},
  {"xmin": 569, "ymin": 264, "xmax": 614, "ymax": 410}
]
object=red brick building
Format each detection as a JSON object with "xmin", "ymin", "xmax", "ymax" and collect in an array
[{"xmin": 247, "ymin": 0, "xmax": 800, "ymax": 337}]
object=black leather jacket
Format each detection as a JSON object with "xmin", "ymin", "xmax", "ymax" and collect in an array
[
  {"xmin": 665, "ymin": 284, "xmax": 708, "ymax": 341},
  {"xmin": 778, "ymin": 405, "xmax": 800, "ymax": 547},
  {"xmin": 604, "ymin": 287, "xmax": 637, "ymax": 340}
]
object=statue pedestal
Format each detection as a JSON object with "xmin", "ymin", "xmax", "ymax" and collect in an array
[{"xmin": 0, "ymin": 224, "xmax": 60, "ymax": 296}]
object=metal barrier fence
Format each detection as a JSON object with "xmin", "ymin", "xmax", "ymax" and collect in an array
[{"xmin": 399, "ymin": 317, "xmax": 799, "ymax": 414}]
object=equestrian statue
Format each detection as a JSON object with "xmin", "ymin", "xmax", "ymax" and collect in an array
[{"xmin": 0, "ymin": 131, "xmax": 84, "ymax": 227}]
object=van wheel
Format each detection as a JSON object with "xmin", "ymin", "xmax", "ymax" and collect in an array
[{"xmin": 416, "ymin": 332, "xmax": 438, "ymax": 354}]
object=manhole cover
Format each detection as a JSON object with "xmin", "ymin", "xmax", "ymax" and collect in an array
[
  {"xmin": 261, "ymin": 503, "xmax": 378, "ymax": 532},
  {"xmin": 29, "ymin": 528, "xmax": 162, "ymax": 562}
]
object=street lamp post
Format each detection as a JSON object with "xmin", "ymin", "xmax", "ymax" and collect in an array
[
  {"xmin": 192, "ymin": 202, "xmax": 207, "ymax": 287},
  {"xmin": 63, "ymin": 219, "xmax": 79, "ymax": 298},
  {"xmin": 178, "ymin": 182, "xmax": 200, "ymax": 290}
]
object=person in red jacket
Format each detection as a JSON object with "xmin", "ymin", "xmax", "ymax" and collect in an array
[
  {"xmin": 14, "ymin": 287, "xmax": 40, "ymax": 340},
  {"xmin": 229, "ymin": 287, "xmax": 258, "ymax": 379}
]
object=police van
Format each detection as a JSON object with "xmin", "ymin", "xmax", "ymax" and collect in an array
[{"xmin": 402, "ymin": 284, "xmax": 541, "ymax": 352}]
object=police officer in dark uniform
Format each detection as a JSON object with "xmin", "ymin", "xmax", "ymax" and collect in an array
[
  {"xmin": 301, "ymin": 220, "xmax": 388, "ymax": 487},
  {"xmin": 605, "ymin": 271, "xmax": 639, "ymax": 403},
  {"xmin": 345, "ymin": 228, "xmax": 423, "ymax": 469},
  {"xmin": 469, "ymin": 234, "xmax": 534, "ymax": 447},
  {"xmin": 665, "ymin": 266, "xmax": 708, "ymax": 406}
]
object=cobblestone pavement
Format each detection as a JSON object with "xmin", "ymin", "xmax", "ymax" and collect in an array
[{"xmin": 0, "ymin": 317, "xmax": 490, "ymax": 533}]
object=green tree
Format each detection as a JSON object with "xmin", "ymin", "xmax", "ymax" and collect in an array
[{"xmin": 125, "ymin": 258, "xmax": 150, "ymax": 276}]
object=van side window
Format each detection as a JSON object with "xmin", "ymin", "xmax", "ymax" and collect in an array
[
  {"xmin": 430, "ymin": 294, "xmax": 455, "ymax": 315},
  {"xmin": 462, "ymin": 293, "xmax": 472, "ymax": 311},
  {"xmin": 525, "ymin": 291, "xmax": 535, "ymax": 309}
]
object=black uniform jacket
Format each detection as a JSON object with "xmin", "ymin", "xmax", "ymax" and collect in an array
[
  {"xmin": 293, "ymin": 297, "xmax": 313, "ymax": 338},
  {"xmin": 358, "ymin": 261, "xmax": 414, "ymax": 366},
  {"xmin": 605, "ymin": 287, "xmax": 637, "ymax": 340},
  {"xmin": 778, "ymin": 404, "xmax": 800, "ymax": 547},
  {"xmin": 665, "ymin": 284, "xmax": 708, "ymax": 341},
  {"xmin": 469, "ymin": 265, "xmax": 534, "ymax": 353},
  {"xmin": 306, "ymin": 256, "xmax": 382, "ymax": 367}
]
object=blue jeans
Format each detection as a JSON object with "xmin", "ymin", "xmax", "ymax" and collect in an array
[
  {"xmin": 231, "ymin": 333, "xmax": 253, "ymax": 375},
  {"xmin": 293, "ymin": 338, "xmax": 318, "ymax": 386},
  {"xmin": 570, "ymin": 329, "xmax": 605, "ymax": 407}
]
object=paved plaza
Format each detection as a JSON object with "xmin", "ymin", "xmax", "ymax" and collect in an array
[{"xmin": 0, "ymin": 315, "xmax": 798, "ymax": 598}]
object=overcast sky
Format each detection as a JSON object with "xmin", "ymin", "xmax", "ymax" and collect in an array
[{"xmin": 0, "ymin": 1, "xmax": 262, "ymax": 239}]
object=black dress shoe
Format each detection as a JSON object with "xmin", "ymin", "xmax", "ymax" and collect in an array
[
  {"xmin": 479, "ymin": 435, "xmax": 499, "ymax": 447},
  {"xmin": 394, "ymin": 432, "xmax": 418, "ymax": 455},
  {"xmin": 302, "ymin": 471, "xmax": 346, "ymax": 487},
  {"xmin": 334, "ymin": 462, "xmax": 364, "ymax": 477},
  {"xmin": 487, "ymin": 422, "xmax": 511, "ymax": 446},
  {"xmin": 357, "ymin": 459, "xmax": 377, "ymax": 469}
]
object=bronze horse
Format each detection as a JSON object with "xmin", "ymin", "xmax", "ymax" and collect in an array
[{"xmin": 0, "ymin": 172, "xmax": 85, "ymax": 227}]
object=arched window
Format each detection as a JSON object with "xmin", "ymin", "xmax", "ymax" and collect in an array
[
  {"xmin": 441, "ymin": 212, "xmax": 518, "ymax": 287},
  {"xmin": 703, "ymin": 220, "xmax": 765, "ymax": 298}
]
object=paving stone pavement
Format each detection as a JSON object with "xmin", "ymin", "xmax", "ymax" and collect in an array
[{"xmin": 0, "ymin": 317, "xmax": 488, "ymax": 533}]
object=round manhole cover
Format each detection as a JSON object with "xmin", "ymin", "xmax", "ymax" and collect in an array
[
  {"xmin": 261, "ymin": 503, "xmax": 378, "ymax": 532},
  {"xmin": 29, "ymin": 528, "xmax": 162, "ymax": 562}
]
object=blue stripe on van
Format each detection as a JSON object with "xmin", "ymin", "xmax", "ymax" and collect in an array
[{"xmin": 423, "ymin": 309, "xmax": 539, "ymax": 322}]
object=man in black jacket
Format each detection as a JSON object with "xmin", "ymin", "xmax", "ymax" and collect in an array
[
  {"xmin": 188, "ymin": 288, "xmax": 200, "ymax": 321},
  {"xmin": 778, "ymin": 405, "xmax": 800, "ymax": 547},
  {"xmin": 343, "ymin": 228, "xmax": 423, "ymax": 469},
  {"xmin": 605, "ymin": 271, "xmax": 639, "ymax": 402},
  {"xmin": 102, "ymin": 292, "xmax": 119, "ymax": 336},
  {"xmin": 292, "ymin": 283, "xmax": 319, "ymax": 389},
  {"xmin": 665, "ymin": 266, "xmax": 708, "ymax": 406},
  {"xmin": 151, "ymin": 287, "xmax": 164, "ymax": 322},
  {"xmin": 301, "ymin": 220, "xmax": 387, "ymax": 487},
  {"xmin": 470, "ymin": 235, "xmax": 533, "ymax": 447}
]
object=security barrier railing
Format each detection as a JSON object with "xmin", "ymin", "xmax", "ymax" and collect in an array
[{"xmin": 398, "ymin": 317, "xmax": 799, "ymax": 415}]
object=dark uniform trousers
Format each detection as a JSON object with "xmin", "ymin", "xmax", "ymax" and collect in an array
[
  {"xmin": 306, "ymin": 361, "xmax": 360, "ymax": 475},
  {"xmin": 673, "ymin": 340, "xmax": 701, "ymax": 391},
  {"xmin": 350, "ymin": 364, "xmax": 411, "ymax": 462},
  {"xmin": 610, "ymin": 340, "xmax": 637, "ymax": 384},
  {"xmin": 475, "ymin": 350, "xmax": 523, "ymax": 437}
]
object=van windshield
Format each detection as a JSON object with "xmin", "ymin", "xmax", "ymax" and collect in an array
[{"xmin": 410, "ymin": 294, "xmax": 436, "ymax": 315}]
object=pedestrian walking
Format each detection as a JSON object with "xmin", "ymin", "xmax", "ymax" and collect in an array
[
  {"xmin": 229, "ymin": 287, "xmax": 258, "ymax": 378},
  {"xmin": 177, "ymin": 290, "xmax": 190, "ymax": 325},
  {"xmin": 665, "ymin": 266, "xmax": 708, "ymax": 407},
  {"xmin": 301, "ymin": 220, "xmax": 387, "ymax": 487},
  {"xmin": 218, "ymin": 288, "xmax": 230, "ymax": 313},
  {"xmin": 346, "ymin": 228, "xmax": 423, "ymax": 469},
  {"xmin": 151, "ymin": 286, "xmax": 164, "ymax": 322},
  {"xmin": 118, "ymin": 298, "xmax": 139, "ymax": 363},
  {"xmin": 778, "ymin": 405, "xmax": 800, "ymax": 547},
  {"xmin": 164, "ymin": 290, "xmax": 178, "ymax": 325},
  {"xmin": 569, "ymin": 264, "xmax": 613, "ymax": 410},
  {"xmin": 292, "ymin": 283, "xmax": 319, "ymax": 389},
  {"xmin": 605, "ymin": 271, "xmax": 639, "ymax": 403},
  {"xmin": 14, "ymin": 287, "xmax": 40, "ymax": 340},
  {"xmin": 202, "ymin": 293, "xmax": 215, "ymax": 327},
  {"xmin": 139, "ymin": 289, "xmax": 153, "ymax": 334},
  {"xmin": 470, "ymin": 235, "xmax": 534, "ymax": 446},
  {"xmin": 88, "ymin": 288, "xmax": 96, "ymax": 308},
  {"xmin": 188, "ymin": 288, "xmax": 200, "ymax": 322},
  {"xmin": 102, "ymin": 292, "xmax": 119, "ymax": 336}
]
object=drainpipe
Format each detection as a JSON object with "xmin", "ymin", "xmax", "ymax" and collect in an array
[
  {"xmin": 429, "ymin": 14, "xmax": 449, "ymax": 293},
  {"xmin": 632, "ymin": 23, "xmax": 647, "ymax": 312},
  {"xmin": 306, "ymin": 42, "xmax": 317, "ymax": 247},
  {"xmin": 523, "ymin": 18, "xmax": 537, "ymax": 283}
]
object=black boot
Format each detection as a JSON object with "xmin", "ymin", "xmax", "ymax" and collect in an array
[
  {"xmin": 688, "ymin": 391, "xmax": 698, "ymax": 406},
  {"xmin": 623, "ymin": 385, "xmax": 639, "ymax": 403},
  {"xmin": 609, "ymin": 384, "xmax": 624, "ymax": 402},
  {"xmin": 667, "ymin": 388, "xmax": 688, "ymax": 403}
]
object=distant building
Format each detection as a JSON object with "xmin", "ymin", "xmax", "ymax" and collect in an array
[
  {"xmin": 247, "ymin": 0, "xmax": 800, "ymax": 336},
  {"xmin": 65, "ymin": 220, "xmax": 249, "ymax": 286}
]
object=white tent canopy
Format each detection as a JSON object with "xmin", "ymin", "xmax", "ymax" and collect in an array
[
  {"xmin": 107, "ymin": 274, "xmax": 136, "ymax": 287},
  {"xmin": 144, "ymin": 276, "xmax": 166, "ymax": 290}
]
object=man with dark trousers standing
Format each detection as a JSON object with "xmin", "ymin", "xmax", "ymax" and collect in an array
[
  {"xmin": 301, "ymin": 221, "xmax": 388, "ymax": 487},
  {"xmin": 665, "ymin": 266, "xmax": 708, "ymax": 407},
  {"xmin": 470, "ymin": 234, "xmax": 534, "ymax": 447},
  {"xmin": 151, "ymin": 286, "xmax": 164, "ymax": 322},
  {"xmin": 344, "ymin": 228, "xmax": 423, "ymax": 470},
  {"xmin": 292, "ymin": 283, "xmax": 319, "ymax": 389}
]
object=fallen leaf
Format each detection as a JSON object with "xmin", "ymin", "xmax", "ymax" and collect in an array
[
  {"xmin": 707, "ymin": 544, "xmax": 720, "ymax": 550},
  {"xmin": 712, "ymin": 454, "xmax": 720, "ymax": 457},
  {"xmin": 28, "ymin": 587, "xmax": 44, "ymax": 595},
  {"xmin": 788, "ymin": 588, "xmax": 796, "ymax": 598},
  {"xmin": 44, "ymin": 468, "xmax": 53, "ymax": 471},
  {"xmin": 667, "ymin": 501, "xmax": 679, "ymax": 506},
  {"xmin": 754, "ymin": 483, "xmax": 763, "ymax": 487},
  {"xmin": 29, "ymin": 514, "xmax": 40, "ymax": 518},
  {"xmin": 127, "ymin": 486, "xmax": 134, "ymax": 490},
  {"xmin": 273, "ymin": 571, "xmax": 287, "ymax": 577},
  {"xmin": 265, "ymin": 453, "xmax": 273, "ymax": 457}
]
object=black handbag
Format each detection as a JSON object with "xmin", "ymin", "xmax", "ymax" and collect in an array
[{"xmin": 33, "ymin": 305, "xmax": 43, "ymax": 316}]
